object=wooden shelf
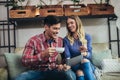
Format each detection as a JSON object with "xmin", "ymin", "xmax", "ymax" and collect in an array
[{"xmin": 9, "ymin": 14, "xmax": 117, "ymax": 22}]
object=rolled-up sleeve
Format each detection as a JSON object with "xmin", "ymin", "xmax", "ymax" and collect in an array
[
  {"xmin": 22, "ymin": 38, "xmax": 48, "ymax": 68},
  {"xmin": 63, "ymin": 38, "xmax": 71, "ymax": 59},
  {"xmin": 84, "ymin": 34, "xmax": 92, "ymax": 60}
]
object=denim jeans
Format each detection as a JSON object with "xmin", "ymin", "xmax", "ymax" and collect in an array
[
  {"xmin": 15, "ymin": 69, "xmax": 76, "ymax": 80},
  {"xmin": 71, "ymin": 62, "xmax": 96, "ymax": 80}
]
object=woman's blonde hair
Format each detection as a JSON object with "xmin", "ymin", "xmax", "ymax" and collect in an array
[{"xmin": 66, "ymin": 15, "xmax": 87, "ymax": 45}]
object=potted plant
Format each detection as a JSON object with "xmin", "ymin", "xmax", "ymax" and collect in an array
[
  {"xmin": 71, "ymin": 0, "xmax": 80, "ymax": 4},
  {"xmin": 6, "ymin": 0, "xmax": 27, "ymax": 9},
  {"xmin": 8, "ymin": 0, "xmax": 36, "ymax": 18}
]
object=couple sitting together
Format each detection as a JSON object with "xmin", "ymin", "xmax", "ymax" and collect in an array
[{"xmin": 15, "ymin": 15, "xmax": 96, "ymax": 80}]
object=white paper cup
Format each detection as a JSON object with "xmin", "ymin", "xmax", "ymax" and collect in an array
[{"xmin": 55, "ymin": 47, "xmax": 65, "ymax": 53}]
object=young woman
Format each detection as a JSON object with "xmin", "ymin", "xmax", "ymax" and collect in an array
[{"xmin": 63, "ymin": 15, "xmax": 96, "ymax": 80}]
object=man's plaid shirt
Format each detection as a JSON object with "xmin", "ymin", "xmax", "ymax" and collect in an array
[{"xmin": 22, "ymin": 32, "xmax": 63, "ymax": 71}]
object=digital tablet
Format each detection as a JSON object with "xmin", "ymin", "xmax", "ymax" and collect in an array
[{"xmin": 66, "ymin": 55, "xmax": 83, "ymax": 66}]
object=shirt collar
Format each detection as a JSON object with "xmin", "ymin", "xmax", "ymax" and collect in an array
[{"xmin": 43, "ymin": 31, "xmax": 57, "ymax": 43}]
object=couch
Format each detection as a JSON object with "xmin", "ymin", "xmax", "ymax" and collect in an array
[{"xmin": 1, "ymin": 43, "xmax": 120, "ymax": 80}]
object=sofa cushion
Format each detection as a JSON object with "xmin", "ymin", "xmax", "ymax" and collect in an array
[
  {"xmin": 101, "ymin": 72, "xmax": 120, "ymax": 80},
  {"xmin": 92, "ymin": 49, "xmax": 112, "ymax": 68},
  {"xmin": 0, "ymin": 68, "xmax": 7, "ymax": 80},
  {"xmin": 101, "ymin": 59, "xmax": 120, "ymax": 72},
  {"xmin": 4, "ymin": 53, "xmax": 27, "ymax": 80}
]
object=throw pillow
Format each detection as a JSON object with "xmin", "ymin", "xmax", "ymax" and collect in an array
[
  {"xmin": 92, "ymin": 49, "xmax": 112, "ymax": 68},
  {"xmin": 4, "ymin": 53, "xmax": 27, "ymax": 80},
  {"xmin": 92, "ymin": 43, "xmax": 109, "ymax": 52}
]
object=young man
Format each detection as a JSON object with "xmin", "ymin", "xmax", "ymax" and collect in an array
[{"xmin": 15, "ymin": 15, "xmax": 76, "ymax": 80}]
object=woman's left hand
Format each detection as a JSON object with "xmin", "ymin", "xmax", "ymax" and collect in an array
[
  {"xmin": 79, "ymin": 46, "xmax": 88, "ymax": 56},
  {"xmin": 79, "ymin": 46, "xmax": 87, "ymax": 53},
  {"xmin": 81, "ymin": 52, "xmax": 87, "ymax": 56}
]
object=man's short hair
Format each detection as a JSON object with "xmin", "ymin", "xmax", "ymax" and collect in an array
[{"xmin": 44, "ymin": 15, "xmax": 61, "ymax": 27}]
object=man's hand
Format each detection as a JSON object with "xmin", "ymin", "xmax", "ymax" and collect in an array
[
  {"xmin": 48, "ymin": 47, "xmax": 56, "ymax": 56},
  {"xmin": 57, "ymin": 64, "xmax": 64, "ymax": 71},
  {"xmin": 57, "ymin": 64, "xmax": 71, "ymax": 71},
  {"xmin": 41, "ymin": 47, "xmax": 56, "ymax": 57},
  {"xmin": 63, "ymin": 64, "xmax": 71, "ymax": 71}
]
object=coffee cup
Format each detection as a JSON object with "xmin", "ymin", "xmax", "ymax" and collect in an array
[{"xmin": 55, "ymin": 47, "xmax": 65, "ymax": 53}]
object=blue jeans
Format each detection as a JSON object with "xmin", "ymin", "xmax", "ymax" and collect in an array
[
  {"xmin": 72, "ymin": 62, "xmax": 96, "ymax": 80},
  {"xmin": 15, "ymin": 69, "xmax": 76, "ymax": 80}
]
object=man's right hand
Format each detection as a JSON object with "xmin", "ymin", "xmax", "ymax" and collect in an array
[
  {"xmin": 63, "ymin": 64, "xmax": 71, "ymax": 71},
  {"xmin": 57, "ymin": 64, "xmax": 71, "ymax": 71},
  {"xmin": 48, "ymin": 47, "xmax": 56, "ymax": 56},
  {"xmin": 42, "ymin": 47, "xmax": 56, "ymax": 57}
]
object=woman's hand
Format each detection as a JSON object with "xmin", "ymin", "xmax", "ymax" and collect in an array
[
  {"xmin": 81, "ymin": 52, "xmax": 87, "ymax": 56},
  {"xmin": 79, "ymin": 46, "xmax": 87, "ymax": 53},
  {"xmin": 79, "ymin": 46, "xmax": 88, "ymax": 56}
]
